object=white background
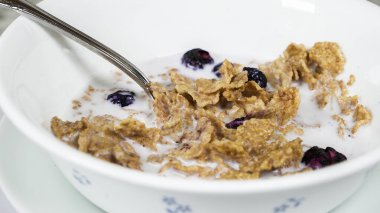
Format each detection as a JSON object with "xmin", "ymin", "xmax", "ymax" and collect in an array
[{"xmin": 0, "ymin": 0, "xmax": 379, "ymax": 212}]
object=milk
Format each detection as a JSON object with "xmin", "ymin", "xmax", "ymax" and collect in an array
[{"xmin": 63, "ymin": 52, "xmax": 368, "ymax": 178}]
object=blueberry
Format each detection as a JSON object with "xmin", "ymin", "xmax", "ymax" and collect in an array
[
  {"xmin": 107, "ymin": 90, "xmax": 135, "ymax": 107},
  {"xmin": 212, "ymin": 62, "xmax": 223, "ymax": 77},
  {"xmin": 302, "ymin": 146, "xmax": 347, "ymax": 169},
  {"xmin": 181, "ymin": 48, "xmax": 214, "ymax": 70},
  {"xmin": 325, "ymin": 147, "xmax": 347, "ymax": 164},
  {"xmin": 243, "ymin": 67, "xmax": 267, "ymax": 88},
  {"xmin": 302, "ymin": 147, "xmax": 329, "ymax": 169},
  {"xmin": 225, "ymin": 116, "xmax": 251, "ymax": 129}
]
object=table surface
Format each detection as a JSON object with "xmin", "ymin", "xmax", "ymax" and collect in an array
[
  {"xmin": 0, "ymin": 0, "xmax": 379, "ymax": 212},
  {"xmin": 0, "ymin": 1, "xmax": 41, "ymax": 211},
  {"xmin": 0, "ymin": 110, "xmax": 16, "ymax": 213}
]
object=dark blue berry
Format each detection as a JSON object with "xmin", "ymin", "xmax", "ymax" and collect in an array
[
  {"xmin": 107, "ymin": 90, "xmax": 135, "ymax": 107},
  {"xmin": 181, "ymin": 48, "xmax": 214, "ymax": 70},
  {"xmin": 212, "ymin": 62, "xmax": 222, "ymax": 77},
  {"xmin": 302, "ymin": 146, "xmax": 347, "ymax": 169},
  {"xmin": 302, "ymin": 147, "xmax": 329, "ymax": 169},
  {"xmin": 225, "ymin": 116, "xmax": 251, "ymax": 129},
  {"xmin": 325, "ymin": 147, "xmax": 347, "ymax": 164},
  {"xmin": 243, "ymin": 67, "xmax": 267, "ymax": 88}
]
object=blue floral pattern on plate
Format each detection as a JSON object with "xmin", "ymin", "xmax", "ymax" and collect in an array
[
  {"xmin": 273, "ymin": 197, "xmax": 304, "ymax": 213},
  {"xmin": 161, "ymin": 196, "xmax": 304, "ymax": 213},
  {"xmin": 163, "ymin": 196, "xmax": 192, "ymax": 213},
  {"xmin": 72, "ymin": 169, "xmax": 91, "ymax": 185}
]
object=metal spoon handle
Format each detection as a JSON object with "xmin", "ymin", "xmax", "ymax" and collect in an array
[{"xmin": 0, "ymin": 0, "xmax": 153, "ymax": 98}]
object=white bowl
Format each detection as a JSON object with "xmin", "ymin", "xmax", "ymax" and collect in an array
[{"xmin": 0, "ymin": 0, "xmax": 380, "ymax": 212}]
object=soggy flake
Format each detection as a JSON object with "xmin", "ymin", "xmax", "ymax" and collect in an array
[
  {"xmin": 72, "ymin": 100, "xmax": 82, "ymax": 110},
  {"xmin": 236, "ymin": 97, "xmax": 268, "ymax": 118},
  {"xmin": 51, "ymin": 116, "xmax": 86, "ymax": 147},
  {"xmin": 259, "ymin": 56, "xmax": 293, "ymax": 89},
  {"xmin": 260, "ymin": 42, "xmax": 354, "ymax": 138},
  {"xmin": 211, "ymin": 139, "xmax": 247, "ymax": 159},
  {"xmin": 283, "ymin": 43, "xmax": 308, "ymax": 81},
  {"xmin": 338, "ymin": 80, "xmax": 348, "ymax": 97},
  {"xmin": 51, "ymin": 115, "xmax": 142, "ymax": 170},
  {"xmin": 347, "ymin": 75, "xmax": 356, "ymax": 86},
  {"xmin": 147, "ymin": 154, "xmax": 166, "ymax": 164},
  {"xmin": 194, "ymin": 109, "xmax": 236, "ymax": 140},
  {"xmin": 255, "ymin": 138, "xmax": 303, "ymax": 171},
  {"xmin": 77, "ymin": 116, "xmax": 122, "ymax": 155},
  {"xmin": 168, "ymin": 116, "xmax": 216, "ymax": 160},
  {"xmin": 298, "ymin": 61, "xmax": 318, "ymax": 90},
  {"xmin": 308, "ymin": 42, "xmax": 345, "ymax": 76},
  {"xmin": 279, "ymin": 123, "xmax": 304, "ymax": 135},
  {"xmin": 228, "ymin": 72, "xmax": 249, "ymax": 89},
  {"xmin": 236, "ymin": 118, "xmax": 276, "ymax": 153},
  {"xmin": 222, "ymin": 89, "xmax": 243, "ymax": 102},
  {"xmin": 315, "ymin": 89, "xmax": 330, "ymax": 108},
  {"xmin": 219, "ymin": 59, "xmax": 241, "ymax": 84},
  {"xmin": 352, "ymin": 104, "xmax": 372, "ymax": 134},
  {"xmin": 225, "ymin": 104, "xmax": 246, "ymax": 119},
  {"xmin": 219, "ymin": 170, "xmax": 260, "ymax": 180},
  {"xmin": 159, "ymin": 159, "xmax": 217, "ymax": 178},
  {"xmin": 115, "ymin": 117, "xmax": 161, "ymax": 151},
  {"xmin": 170, "ymin": 70, "xmax": 221, "ymax": 107},
  {"xmin": 268, "ymin": 87, "xmax": 300, "ymax": 125},
  {"xmin": 151, "ymin": 83, "xmax": 193, "ymax": 136},
  {"xmin": 332, "ymin": 115, "xmax": 346, "ymax": 137},
  {"xmin": 113, "ymin": 142, "xmax": 141, "ymax": 170},
  {"xmin": 243, "ymin": 81, "xmax": 271, "ymax": 102},
  {"xmin": 195, "ymin": 78, "xmax": 224, "ymax": 94},
  {"xmin": 338, "ymin": 95, "xmax": 358, "ymax": 115}
]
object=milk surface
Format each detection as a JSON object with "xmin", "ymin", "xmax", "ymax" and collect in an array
[{"xmin": 63, "ymin": 52, "xmax": 370, "ymax": 178}]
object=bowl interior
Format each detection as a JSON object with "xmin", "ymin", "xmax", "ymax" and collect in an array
[{"xmin": 0, "ymin": 0, "xmax": 380, "ymax": 188}]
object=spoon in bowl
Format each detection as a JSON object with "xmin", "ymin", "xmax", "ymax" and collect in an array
[{"xmin": 0, "ymin": 0, "xmax": 154, "ymax": 99}]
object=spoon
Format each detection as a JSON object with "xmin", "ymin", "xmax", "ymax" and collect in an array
[{"xmin": 0, "ymin": 0, "xmax": 154, "ymax": 99}]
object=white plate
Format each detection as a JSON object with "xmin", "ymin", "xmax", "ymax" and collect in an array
[
  {"xmin": 0, "ymin": 117, "xmax": 103, "ymax": 213},
  {"xmin": 0, "ymin": 117, "xmax": 379, "ymax": 213}
]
